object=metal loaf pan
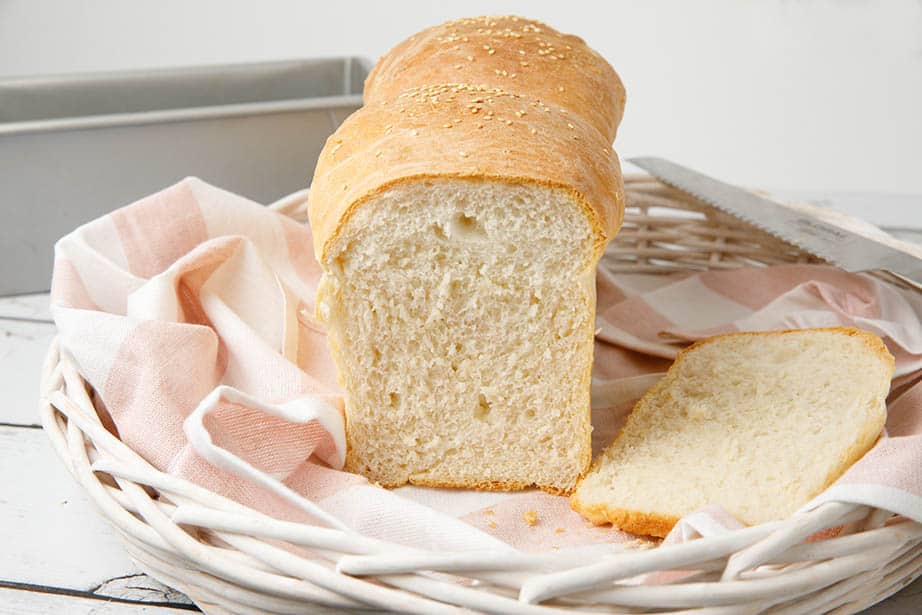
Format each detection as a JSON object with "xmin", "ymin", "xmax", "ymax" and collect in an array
[{"xmin": 0, "ymin": 57, "xmax": 369, "ymax": 294}]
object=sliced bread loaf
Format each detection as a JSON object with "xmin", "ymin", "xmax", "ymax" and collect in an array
[
  {"xmin": 308, "ymin": 84, "xmax": 623, "ymax": 492},
  {"xmin": 571, "ymin": 328, "xmax": 894, "ymax": 537}
]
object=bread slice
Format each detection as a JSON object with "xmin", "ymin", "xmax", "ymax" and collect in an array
[
  {"xmin": 308, "ymin": 84, "xmax": 623, "ymax": 492},
  {"xmin": 571, "ymin": 328, "xmax": 894, "ymax": 537},
  {"xmin": 363, "ymin": 15, "xmax": 626, "ymax": 143}
]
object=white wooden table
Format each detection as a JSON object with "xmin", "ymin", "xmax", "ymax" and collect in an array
[{"xmin": 2, "ymin": 190, "xmax": 921, "ymax": 614}]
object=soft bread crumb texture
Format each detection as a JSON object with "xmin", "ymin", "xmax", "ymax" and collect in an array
[
  {"xmin": 571, "ymin": 328, "xmax": 894, "ymax": 537},
  {"xmin": 317, "ymin": 178, "xmax": 597, "ymax": 492}
]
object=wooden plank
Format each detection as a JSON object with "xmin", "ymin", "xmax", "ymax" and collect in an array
[
  {"xmin": 0, "ymin": 319, "xmax": 54, "ymax": 426},
  {"xmin": 0, "ymin": 293, "xmax": 52, "ymax": 322},
  {"xmin": 0, "ymin": 586, "xmax": 194, "ymax": 614},
  {"xmin": 0, "ymin": 425, "xmax": 191, "ymax": 607}
]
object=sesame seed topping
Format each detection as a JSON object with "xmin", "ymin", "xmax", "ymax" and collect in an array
[
  {"xmin": 504, "ymin": 119, "xmax": 513, "ymax": 125},
  {"xmin": 442, "ymin": 123, "xmax": 452, "ymax": 128},
  {"xmin": 411, "ymin": 129, "xmax": 419, "ymax": 136},
  {"xmin": 374, "ymin": 151, "xmax": 383, "ymax": 158},
  {"xmin": 567, "ymin": 123, "xmax": 575, "ymax": 129},
  {"xmin": 530, "ymin": 128, "xmax": 538, "ymax": 135},
  {"xmin": 470, "ymin": 107, "xmax": 480, "ymax": 114},
  {"xmin": 466, "ymin": 55, "xmax": 474, "ymax": 61},
  {"xmin": 455, "ymin": 64, "xmax": 463, "ymax": 69},
  {"xmin": 459, "ymin": 151, "xmax": 468, "ymax": 157},
  {"xmin": 342, "ymin": 184, "xmax": 348, "ymax": 191},
  {"xmin": 515, "ymin": 110, "xmax": 525, "ymax": 117},
  {"xmin": 518, "ymin": 49, "xmax": 526, "ymax": 55},
  {"xmin": 520, "ymin": 61, "xmax": 529, "ymax": 67},
  {"xmin": 477, "ymin": 123, "xmax": 484, "ymax": 129},
  {"xmin": 558, "ymin": 86, "xmax": 565, "ymax": 92}
]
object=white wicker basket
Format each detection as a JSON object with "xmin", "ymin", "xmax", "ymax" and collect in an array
[{"xmin": 40, "ymin": 176, "xmax": 922, "ymax": 615}]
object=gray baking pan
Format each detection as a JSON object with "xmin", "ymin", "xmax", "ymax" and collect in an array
[{"xmin": 0, "ymin": 57, "xmax": 369, "ymax": 295}]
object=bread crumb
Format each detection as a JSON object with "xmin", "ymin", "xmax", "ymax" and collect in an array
[
  {"xmin": 523, "ymin": 510, "xmax": 539, "ymax": 526},
  {"xmin": 488, "ymin": 521, "xmax": 498, "ymax": 529},
  {"xmin": 626, "ymin": 538, "xmax": 655, "ymax": 549},
  {"xmin": 554, "ymin": 527, "xmax": 566, "ymax": 534},
  {"xmin": 483, "ymin": 508, "xmax": 494, "ymax": 515}
]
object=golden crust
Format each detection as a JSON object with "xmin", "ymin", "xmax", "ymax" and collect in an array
[
  {"xmin": 570, "ymin": 327, "xmax": 895, "ymax": 538},
  {"xmin": 308, "ymin": 83, "xmax": 624, "ymax": 264},
  {"xmin": 570, "ymin": 493, "xmax": 679, "ymax": 538},
  {"xmin": 364, "ymin": 15, "xmax": 625, "ymax": 143}
]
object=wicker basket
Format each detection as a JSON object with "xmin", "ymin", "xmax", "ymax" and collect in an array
[{"xmin": 40, "ymin": 176, "xmax": 922, "ymax": 615}]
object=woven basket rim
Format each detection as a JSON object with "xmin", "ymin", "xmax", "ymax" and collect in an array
[{"xmin": 39, "ymin": 177, "xmax": 922, "ymax": 615}]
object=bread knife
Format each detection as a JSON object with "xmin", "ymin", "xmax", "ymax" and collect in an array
[{"xmin": 629, "ymin": 156, "xmax": 922, "ymax": 291}]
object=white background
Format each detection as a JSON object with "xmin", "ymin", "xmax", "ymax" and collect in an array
[{"xmin": 2, "ymin": 0, "xmax": 921, "ymax": 194}]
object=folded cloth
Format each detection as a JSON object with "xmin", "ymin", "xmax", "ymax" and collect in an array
[{"xmin": 50, "ymin": 178, "xmax": 922, "ymax": 551}]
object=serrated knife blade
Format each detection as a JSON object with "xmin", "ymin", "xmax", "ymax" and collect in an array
[{"xmin": 629, "ymin": 157, "xmax": 922, "ymax": 290}]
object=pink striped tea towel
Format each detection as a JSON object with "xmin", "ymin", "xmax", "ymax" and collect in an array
[{"xmin": 50, "ymin": 178, "xmax": 922, "ymax": 552}]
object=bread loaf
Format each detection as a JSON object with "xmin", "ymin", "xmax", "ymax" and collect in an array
[
  {"xmin": 309, "ymin": 81, "xmax": 623, "ymax": 492},
  {"xmin": 364, "ymin": 15, "xmax": 626, "ymax": 143},
  {"xmin": 571, "ymin": 328, "xmax": 894, "ymax": 537}
]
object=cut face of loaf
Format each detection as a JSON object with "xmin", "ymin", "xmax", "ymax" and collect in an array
[
  {"xmin": 317, "ymin": 179, "xmax": 597, "ymax": 491},
  {"xmin": 571, "ymin": 328, "xmax": 894, "ymax": 537}
]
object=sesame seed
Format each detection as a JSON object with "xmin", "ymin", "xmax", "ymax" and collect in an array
[
  {"xmin": 482, "ymin": 44, "xmax": 490, "ymax": 50},
  {"xmin": 530, "ymin": 128, "xmax": 537, "ymax": 135},
  {"xmin": 466, "ymin": 55, "xmax": 474, "ymax": 61},
  {"xmin": 470, "ymin": 107, "xmax": 480, "ymax": 114},
  {"xmin": 411, "ymin": 129, "xmax": 419, "ymax": 136},
  {"xmin": 518, "ymin": 49, "xmax": 526, "ymax": 55},
  {"xmin": 515, "ymin": 110, "xmax": 525, "ymax": 117},
  {"xmin": 510, "ymin": 73, "xmax": 517, "ymax": 78},
  {"xmin": 455, "ymin": 64, "xmax": 463, "ymax": 69},
  {"xmin": 442, "ymin": 123, "xmax": 452, "ymax": 128},
  {"xmin": 558, "ymin": 86, "xmax": 565, "ymax": 92},
  {"xmin": 505, "ymin": 119, "xmax": 513, "ymax": 125},
  {"xmin": 375, "ymin": 151, "xmax": 383, "ymax": 158},
  {"xmin": 567, "ymin": 123, "xmax": 575, "ymax": 129},
  {"xmin": 559, "ymin": 108, "xmax": 569, "ymax": 114},
  {"xmin": 477, "ymin": 123, "xmax": 484, "ymax": 129},
  {"xmin": 520, "ymin": 61, "xmax": 529, "ymax": 67},
  {"xmin": 459, "ymin": 151, "xmax": 468, "ymax": 157},
  {"xmin": 342, "ymin": 184, "xmax": 348, "ymax": 191},
  {"xmin": 488, "ymin": 48, "xmax": 496, "ymax": 55}
]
